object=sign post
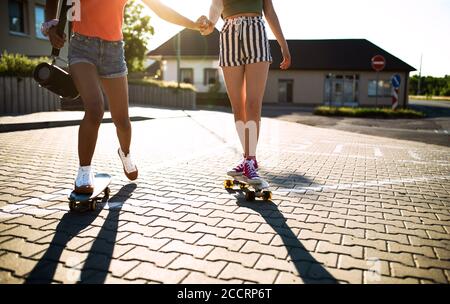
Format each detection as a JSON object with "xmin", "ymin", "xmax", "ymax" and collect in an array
[
  {"xmin": 391, "ymin": 74, "xmax": 401, "ymax": 110},
  {"xmin": 371, "ymin": 55, "xmax": 386, "ymax": 108}
]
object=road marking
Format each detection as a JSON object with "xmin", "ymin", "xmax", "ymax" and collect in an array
[
  {"xmin": 262, "ymin": 147, "xmax": 378, "ymax": 160},
  {"xmin": 275, "ymin": 175, "xmax": 450, "ymax": 195},
  {"xmin": 374, "ymin": 148, "xmax": 383, "ymax": 157},
  {"xmin": 408, "ymin": 150, "xmax": 422, "ymax": 161},
  {"xmin": 319, "ymin": 140, "xmax": 448, "ymax": 153},
  {"xmin": 333, "ymin": 144, "xmax": 344, "ymax": 154},
  {"xmin": 398, "ymin": 160, "xmax": 450, "ymax": 166}
]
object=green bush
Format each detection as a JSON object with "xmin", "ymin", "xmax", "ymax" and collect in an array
[
  {"xmin": 128, "ymin": 77, "xmax": 195, "ymax": 92},
  {"xmin": 0, "ymin": 51, "xmax": 49, "ymax": 77},
  {"xmin": 314, "ymin": 106, "xmax": 426, "ymax": 119}
]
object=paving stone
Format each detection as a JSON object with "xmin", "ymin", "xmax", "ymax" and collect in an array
[
  {"xmin": 120, "ymin": 246, "xmax": 178, "ymax": 268},
  {"xmin": 124, "ymin": 262, "xmax": 188, "ymax": 283},
  {"xmin": 196, "ymin": 234, "xmax": 245, "ymax": 252},
  {"xmin": 390, "ymin": 262, "xmax": 448, "ymax": 283},
  {"xmin": 181, "ymin": 271, "xmax": 242, "ymax": 284},
  {"xmin": 206, "ymin": 247, "xmax": 260, "ymax": 268},
  {"xmin": 168, "ymin": 254, "xmax": 227, "ymax": 277},
  {"xmin": 160, "ymin": 240, "xmax": 214, "ymax": 259},
  {"xmin": 0, "ymin": 270, "xmax": 25, "ymax": 283},
  {"xmin": 0, "ymin": 252, "xmax": 40, "ymax": 277},
  {"xmin": 388, "ymin": 242, "xmax": 436, "ymax": 259},
  {"xmin": 316, "ymin": 241, "xmax": 363, "ymax": 259},
  {"xmin": 240, "ymin": 240, "xmax": 289, "ymax": 260},
  {"xmin": 218, "ymin": 262, "xmax": 278, "ymax": 284},
  {"xmin": 342, "ymin": 235, "xmax": 387, "ymax": 251},
  {"xmin": 227, "ymin": 228, "xmax": 274, "ymax": 245},
  {"xmin": 187, "ymin": 223, "xmax": 233, "ymax": 238},
  {"xmin": 117, "ymin": 234, "xmax": 170, "ymax": 251}
]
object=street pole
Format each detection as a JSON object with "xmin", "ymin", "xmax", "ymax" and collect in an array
[
  {"xmin": 375, "ymin": 72, "xmax": 379, "ymax": 108},
  {"xmin": 417, "ymin": 53, "xmax": 423, "ymax": 95},
  {"xmin": 177, "ymin": 32, "xmax": 181, "ymax": 89}
]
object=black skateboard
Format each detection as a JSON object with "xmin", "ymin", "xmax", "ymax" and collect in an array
[{"xmin": 68, "ymin": 173, "xmax": 111, "ymax": 211}]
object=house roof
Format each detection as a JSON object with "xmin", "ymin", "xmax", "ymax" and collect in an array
[
  {"xmin": 148, "ymin": 29, "xmax": 415, "ymax": 72},
  {"xmin": 269, "ymin": 39, "xmax": 416, "ymax": 72}
]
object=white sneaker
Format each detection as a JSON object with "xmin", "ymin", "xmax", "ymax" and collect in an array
[
  {"xmin": 118, "ymin": 148, "xmax": 138, "ymax": 180},
  {"xmin": 74, "ymin": 166, "xmax": 94, "ymax": 194}
]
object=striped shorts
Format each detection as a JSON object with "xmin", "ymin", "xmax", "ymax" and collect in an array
[{"xmin": 219, "ymin": 16, "xmax": 272, "ymax": 67}]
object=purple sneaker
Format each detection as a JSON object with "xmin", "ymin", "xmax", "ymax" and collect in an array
[
  {"xmin": 243, "ymin": 158, "xmax": 261, "ymax": 185},
  {"xmin": 227, "ymin": 156, "xmax": 259, "ymax": 177},
  {"xmin": 227, "ymin": 157, "xmax": 245, "ymax": 177}
]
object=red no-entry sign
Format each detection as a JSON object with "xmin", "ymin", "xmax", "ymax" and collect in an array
[{"xmin": 371, "ymin": 55, "xmax": 386, "ymax": 72}]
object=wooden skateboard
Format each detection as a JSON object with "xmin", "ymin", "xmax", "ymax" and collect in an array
[
  {"xmin": 68, "ymin": 173, "xmax": 111, "ymax": 212},
  {"xmin": 224, "ymin": 175, "xmax": 272, "ymax": 202}
]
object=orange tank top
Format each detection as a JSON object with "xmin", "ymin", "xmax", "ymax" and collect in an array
[{"xmin": 72, "ymin": 0, "xmax": 128, "ymax": 41}]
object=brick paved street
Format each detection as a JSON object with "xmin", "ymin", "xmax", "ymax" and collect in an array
[{"xmin": 0, "ymin": 108, "xmax": 449, "ymax": 284}]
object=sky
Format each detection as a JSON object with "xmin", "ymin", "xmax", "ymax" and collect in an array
[{"xmin": 141, "ymin": 0, "xmax": 450, "ymax": 77}]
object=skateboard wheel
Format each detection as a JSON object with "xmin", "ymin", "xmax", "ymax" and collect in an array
[
  {"xmin": 245, "ymin": 191, "xmax": 256, "ymax": 202},
  {"xmin": 89, "ymin": 200, "xmax": 96, "ymax": 211},
  {"xmin": 224, "ymin": 180, "xmax": 233, "ymax": 189},
  {"xmin": 262, "ymin": 191, "xmax": 272, "ymax": 201},
  {"xmin": 104, "ymin": 187, "xmax": 110, "ymax": 198},
  {"xmin": 69, "ymin": 201, "xmax": 76, "ymax": 211}
]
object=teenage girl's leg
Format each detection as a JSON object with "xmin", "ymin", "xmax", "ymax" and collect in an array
[
  {"xmin": 70, "ymin": 63, "xmax": 105, "ymax": 166},
  {"xmin": 222, "ymin": 66, "xmax": 246, "ymax": 154},
  {"xmin": 244, "ymin": 62, "xmax": 270, "ymax": 157},
  {"xmin": 101, "ymin": 76, "xmax": 131, "ymax": 154}
]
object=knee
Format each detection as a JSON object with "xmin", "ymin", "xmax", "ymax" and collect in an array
[
  {"xmin": 233, "ymin": 110, "xmax": 245, "ymax": 123},
  {"xmin": 84, "ymin": 104, "xmax": 104, "ymax": 126},
  {"xmin": 114, "ymin": 117, "xmax": 131, "ymax": 132},
  {"xmin": 246, "ymin": 102, "xmax": 261, "ymax": 119}
]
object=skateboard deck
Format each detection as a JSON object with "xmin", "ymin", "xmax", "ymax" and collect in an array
[
  {"xmin": 68, "ymin": 173, "xmax": 111, "ymax": 212},
  {"xmin": 224, "ymin": 174, "xmax": 272, "ymax": 201}
]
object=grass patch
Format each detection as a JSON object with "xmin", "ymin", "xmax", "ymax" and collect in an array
[
  {"xmin": 409, "ymin": 95, "xmax": 450, "ymax": 102},
  {"xmin": 314, "ymin": 106, "xmax": 426, "ymax": 119},
  {"xmin": 128, "ymin": 77, "xmax": 195, "ymax": 92}
]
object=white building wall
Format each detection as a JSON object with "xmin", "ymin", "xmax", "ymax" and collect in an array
[{"xmin": 161, "ymin": 59, "xmax": 226, "ymax": 93}]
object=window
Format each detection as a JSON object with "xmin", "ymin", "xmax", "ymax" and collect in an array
[
  {"xmin": 368, "ymin": 80, "xmax": 391, "ymax": 97},
  {"xmin": 324, "ymin": 74, "xmax": 359, "ymax": 106},
  {"xmin": 204, "ymin": 69, "xmax": 219, "ymax": 86},
  {"xmin": 9, "ymin": 0, "xmax": 26, "ymax": 33},
  {"xmin": 35, "ymin": 5, "xmax": 46, "ymax": 39},
  {"xmin": 180, "ymin": 68, "xmax": 194, "ymax": 84}
]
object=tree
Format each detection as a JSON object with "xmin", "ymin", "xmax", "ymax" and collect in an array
[
  {"xmin": 123, "ymin": 0, "xmax": 154, "ymax": 72},
  {"xmin": 409, "ymin": 75, "xmax": 450, "ymax": 97}
]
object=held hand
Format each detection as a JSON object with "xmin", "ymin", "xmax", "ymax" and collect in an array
[
  {"xmin": 280, "ymin": 47, "xmax": 291, "ymax": 70},
  {"xmin": 48, "ymin": 26, "xmax": 66, "ymax": 49},
  {"xmin": 196, "ymin": 15, "xmax": 214, "ymax": 36},
  {"xmin": 201, "ymin": 22, "xmax": 215, "ymax": 36}
]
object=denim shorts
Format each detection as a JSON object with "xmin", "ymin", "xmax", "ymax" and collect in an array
[{"xmin": 68, "ymin": 32, "xmax": 128, "ymax": 78}]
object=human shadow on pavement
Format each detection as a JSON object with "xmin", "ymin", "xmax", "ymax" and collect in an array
[
  {"xmin": 25, "ymin": 183, "xmax": 136, "ymax": 284},
  {"xmin": 233, "ymin": 196, "xmax": 338, "ymax": 284},
  {"xmin": 77, "ymin": 183, "xmax": 136, "ymax": 283}
]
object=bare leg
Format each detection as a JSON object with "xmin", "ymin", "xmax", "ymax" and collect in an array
[
  {"xmin": 70, "ymin": 63, "xmax": 104, "ymax": 166},
  {"xmin": 101, "ymin": 76, "xmax": 131, "ymax": 155},
  {"xmin": 244, "ymin": 62, "xmax": 270, "ymax": 157},
  {"xmin": 222, "ymin": 66, "xmax": 246, "ymax": 155}
]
